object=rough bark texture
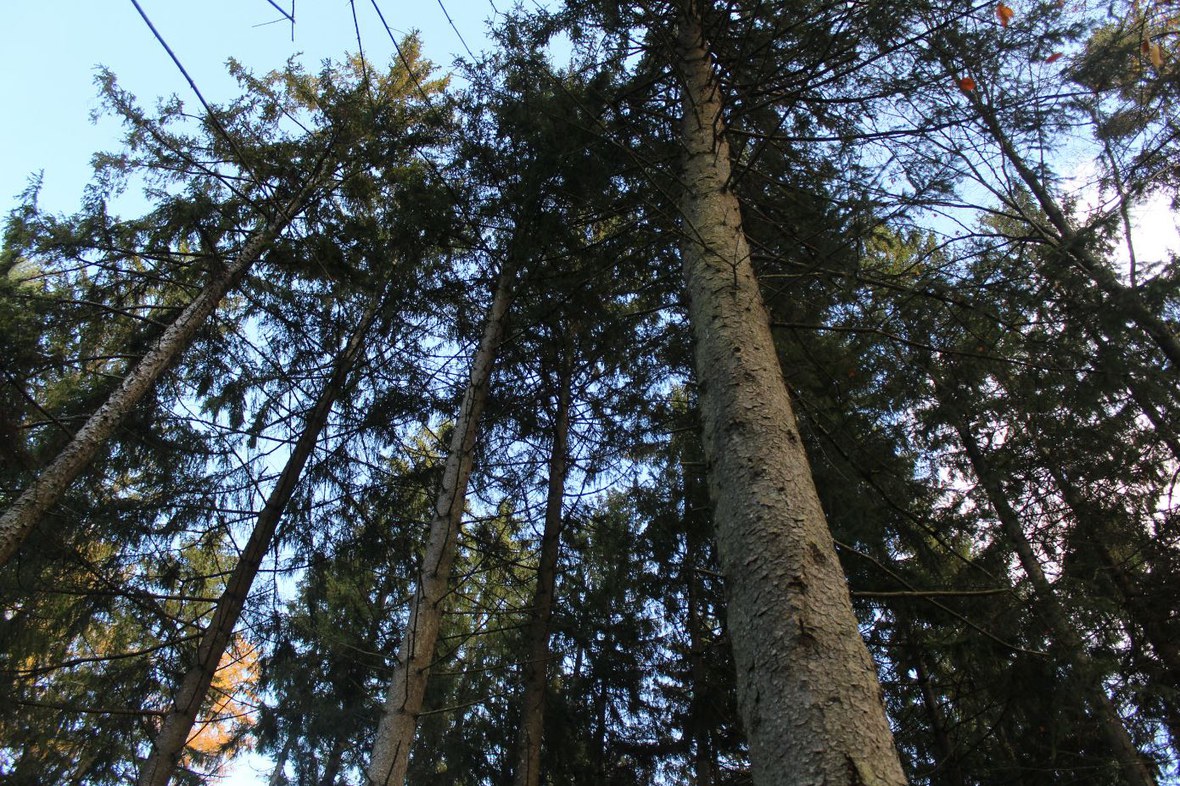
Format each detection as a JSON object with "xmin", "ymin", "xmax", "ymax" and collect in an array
[
  {"xmin": 367, "ymin": 266, "xmax": 514, "ymax": 786},
  {"xmin": 947, "ymin": 404, "xmax": 1157, "ymax": 786},
  {"xmin": 511, "ymin": 358, "xmax": 572, "ymax": 786},
  {"xmin": 0, "ymin": 195, "xmax": 309, "ymax": 569},
  {"xmin": 674, "ymin": 9, "xmax": 907, "ymax": 786},
  {"xmin": 136, "ymin": 299, "xmax": 381, "ymax": 786}
]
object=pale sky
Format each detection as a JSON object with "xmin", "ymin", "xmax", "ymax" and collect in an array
[{"xmin": 0, "ymin": 0, "xmax": 499, "ymax": 218}]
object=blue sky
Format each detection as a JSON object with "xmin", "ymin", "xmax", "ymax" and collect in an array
[{"xmin": 0, "ymin": 0, "xmax": 501, "ymax": 219}]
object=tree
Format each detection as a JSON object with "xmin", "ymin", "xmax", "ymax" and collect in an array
[
  {"xmin": 0, "ymin": 44, "xmax": 445, "ymax": 567},
  {"xmin": 669, "ymin": 3, "xmax": 906, "ymax": 782},
  {"xmin": 137, "ymin": 295, "xmax": 382, "ymax": 786}
]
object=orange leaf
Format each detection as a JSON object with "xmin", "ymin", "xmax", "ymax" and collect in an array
[
  {"xmin": 958, "ymin": 76, "xmax": 977, "ymax": 92},
  {"xmin": 996, "ymin": 2, "xmax": 1015, "ymax": 26},
  {"xmin": 1045, "ymin": 52, "xmax": 1063, "ymax": 63}
]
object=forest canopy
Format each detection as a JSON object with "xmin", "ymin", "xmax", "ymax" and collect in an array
[{"xmin": 1, "ymin": 1, "xmax": 1179, "ymax": 785}]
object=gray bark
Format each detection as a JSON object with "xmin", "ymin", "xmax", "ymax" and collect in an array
[
  {"xmin": 0, "ymin": 193, "xmax": 312, "ymax": 568},
  {"xmin": 267, "ymin": 739, "xmax": 292, "ymax": 786},
  {"xmin": 674, "ymin": 8, "xmax": 907, "ymax": 785},
  {"xmin": 366, "ymin": 265, "xmax": 514, "ymax": 786},
  {"xmin": 511, "ymin": 353, "xmax": 572, "ymax": 786},
  {"xmin": 136, "ymin": 298, "xmax": 380, "ymax": 786}
]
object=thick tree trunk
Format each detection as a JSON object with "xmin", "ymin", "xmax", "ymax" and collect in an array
[
  {"xmin": 0, "ymin": 192, "xmax": 313, "ymax": 568},
  {"xmin": 136, "ymin": 298, "xmax": 380, "ymax": 786},
  {"xmin": 944, "ymin": 399, "xmax": 1157, "ymax": 786},
  {"xmin": 511, "ymin": 355, "xmax": 572, "ymax": 786},
  {"xmin": 673, "ymin": 8, "xmax": 907, "ymax": 785},
  {"xmin": 366, "ymin": 265, "xmax": 514, "ymax": 786}
]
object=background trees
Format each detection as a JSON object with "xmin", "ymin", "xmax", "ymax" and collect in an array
[{"xmin": 2, "ymin": 0, "xmax": 1179, "ymax": 784}]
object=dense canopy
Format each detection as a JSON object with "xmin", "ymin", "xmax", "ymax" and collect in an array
[{"xmin": 2, "ymin": 1, "xmax": 1179, "ymax": 785}]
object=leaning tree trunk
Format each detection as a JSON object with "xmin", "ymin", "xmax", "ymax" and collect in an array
[
  {"xmin": 672, "ymin": 7, "xmax": 907, "ymax": 785},
  {"xmin": 267, "ymin": 738, "xmax": 293, "ymax": 786},
  {"xmin": 511, "ymin": 351, "xmax": 572, "ymax": 786},
  {"xmin": 940, "ymin": 390, "xmax": 1158, "ymax": 786},
  {"xmin": 367, "ymin": 264, "xmax": 514, "ymax": 786},
  {"xmin": 136, "ymin": 297, "xmax": 381, "ymax": 786},
  {"xmin": 0, "ymin": 189, "xmax": 316, "ymax": 568}
]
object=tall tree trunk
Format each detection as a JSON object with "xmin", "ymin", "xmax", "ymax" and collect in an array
[
  {"xmin": 680, "ymin": 422, "xmax": 719, "ymax": 786},
  {"xmin": 685, "ymin": 523, "xmax": 718, "ymax": 786},
  {"xmin": 511, "ymin": 350, "xmax": 572, "ymax": 786},
  {"xmin": 366, "ymin": 264, "xmax": 514, "ymax": 786},
  {"xmin": 673, "ymin": 7, "xmax": 906, "ymax": 785},
  {"xmin": 939, "ymin": 389, "xmax": 1157, "ymax": 786},
  {"xmin": 136, "ymin": 297, "xmax": 381, "ymax": 786},
  {"xmin": 0, "ymin": 190, "xmax": 316, "ymax": 568},
  {"xmin": 898, "ymin": 618, "xmax": 965, "ymax": 786},
  {"xmin": 319, "ymin": 735, "xmax": 346, "ymax": 786},
  {"xmin": 1086, "ymin": 329, "xmax": 1180, "ymax": 463}
]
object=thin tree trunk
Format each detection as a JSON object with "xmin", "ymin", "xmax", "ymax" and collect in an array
[
  {"xmin": 673, "ymin": 7, "xmax": 906, "ymax": 785},
  {"xmin": 685, "ymin": 524, "xmax": 718, "ymax": 786},
  {"xmin": 899, "ymin": 622, "xmax": 965, "ymax": 786},
  {"xmin": 366, "ymin": 264, "xmax": 514, "ymax": 786},
  {"xmin": 136, "ymin": 297, "xmax": 381, "ymax": 786},
  {"xmin": 942, "ymin": 393, "xmax": 1157, "ymax": 786},
  {"xmin": 1086, "ymin": 327, "xmax": 1180, "ymax": 463},
  {"xmin": 511, "ymin": 350, "xmax": 572, "ymax": 786},
  {"xmin": 681, "ymin": 424, "xmax": 718, "ymax": 786},
  {"xmin": 268, "ymin": 738, "xmax": 292, "ymax": 786},
  {"xmin": 319, "ymin": 735, "xmax": 346, "ymax": 786},
  {"xmin": 0, "ymin": 191, "xmax": 314, "ymax": 568}
]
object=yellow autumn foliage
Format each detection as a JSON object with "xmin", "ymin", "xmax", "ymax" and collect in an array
[{"xmin": 185, "ymin": 635, "xmax": 260, "ymax": 757}]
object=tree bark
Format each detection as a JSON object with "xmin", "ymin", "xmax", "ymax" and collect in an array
[
  {"xmin": 685, "ymin": 518, "xmax": 719, "ymax": 786},
  {"xmin": 366, "ymin": 264, "xmax": 514, "ymax": 786},
  {"xmin": 942, "ymin": 392, "xmax": 1157, "ymax": 786},
  {"xmin": 0, "ymin": 191, "xmax": 314, "ymax": 568},
  {"xmin": 511, "ymin": 351, "xmax": 572, "ymax": 786},
  {"xmin": 673, "ymin": 7, "xmax": 907, "ymax": 785},
  {"xmin": 136, "ymin": 297, "xmax": 380, "ymax": 786}
]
